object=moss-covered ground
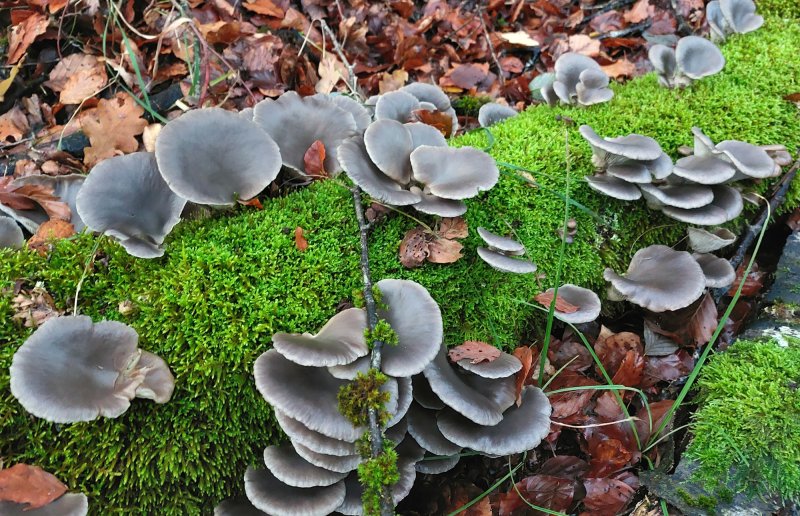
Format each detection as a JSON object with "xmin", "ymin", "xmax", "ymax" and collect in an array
[
  {"xmin": 686, "ymin": 337, "xmax": 800, "ymax": 502},
  {"xmin": 1, "ymin": 10, "xmax": 799, "ymax": 513}
]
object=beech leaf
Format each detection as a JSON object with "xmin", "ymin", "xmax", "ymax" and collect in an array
[
  {"xmin": 411, "ymin": 109, "xmax": 453, "ymax": 137},
  {"xmin": 436, "ymin": 216, "xmax": 468, "ymax": 240},
  {"xmin": 448, "ymin": 341, "xmax": 500, "ymax": 364},
  {"xmin": 426, "ymin": 237, "xmax": 463, "ymax": 264},
  {"xmin": 535, "ymin": 291, "xmax": 579, "ymax": 313},
  {"xmin": 582, "ymin": 477, "xmax": 635, "ymax": 514},
  {"xmin": 399, "ymin": 227, "xmax": 430, "ymax": 268},
  {"xmin": 303, "ymin": 140, "xmax": 328, "ymax": 178},
  {"xmin": 512, "ymin": 345, "xmax": 533, "ymax": 405},
  {"xmin": 0, "ymin": 463, "xmax": 67, "ymax": 509}
]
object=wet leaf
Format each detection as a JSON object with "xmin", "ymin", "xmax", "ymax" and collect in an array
[
  {"xmin": 0, "ymin": 463, "xmax": 67, "ymax": 509},
  {"xmin": 538, "ymin": 456, "xmax": 589, "ymax": 480},
  {"xmin": 550, "ymin": 338, "xmax": 593, "ymax": 372},
  {"xmin": 294, "ymin": 226, "xmax": 308, "ymax": 252},
  {"xmin": 443, "ymin": 482, "xmax": 492, "ymax": 515},
  {"xmin": 303, "ymin": 140, "xmax": 328, "ymax": 178},
  {"xmin": 535, "ymin": 291, "xmax": 579, "ymax": 313},
  {"xmin": 646, "ymin": 293, "xmax": 717, "ymax": 347},
  {"xmin": 610, "ymin": 349, "xmax": 645, "ymax": 388},
  {"xmin": 498, "ymin": 475, "xmax": 575, "ymax": 514},
  {"xmin": 448, "ymin": 341, "xmax": 501, "ymax": 364},
  {"xmin": 727, "ymin": 262, "xmax": 766, "ymax": 297},
  {"xmin": 643, "ymin": 322, "xmax": 679, "ymax": 356},
  {"xmin": 8, "ymin": 13, "xmax": 49, "ymax": 64},
  {"xmin": 582, "ymin": 477, "xmax": 636, "ymax": 514},
  {"xmin": 636, "ymin": 399, "xmax": 674, "ymax": 445},
  {"xmin": 587, "ymin": 438, "xmax": 632, "ymax": 478},
  {"xmin": 547, "ymin": 370, "xmax": 599, "ymax": 419},
  {"xmin": 411, "ymin": 109, "xmax": 454, "ymax": 137},
  {"xmin": 641, "ymin": 349, "xmax": 694, "ymax": 388},
  {"xmin": 594, "ymin": 331, "xmax": 642, "ymax": 377}
]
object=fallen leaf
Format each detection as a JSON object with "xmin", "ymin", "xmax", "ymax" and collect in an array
[
  {"xmin": 442, "ymin": 482, "xmax": 492, "ymax": 516},
  {"xmin": 546, "ymin": 370, "xmax": 599, "ymax": 420},
  {"xmin": 610, "ymin": 349, "xmax": 645, "ymax": 388},
  {"xmin": 785, "ymin": 92, "xmax": 800, "ymax": 108},
  {"xmin": 646, "ymin": 293, "xmax": 717, "ymax": 347},
  {"xmin": 727, "ymin": 262, "xmax": 766, "ymax": 297},
  {"xmin": 635, "ymin": 399, "xmax": 674, "ymax": 445},
  {"xmin": 448, "ymin": 341, "xmax": 501, "ymax": 364},
  {"xmin": 399, "ymin": 227, "xmax": 431, "ymax": 268},
  {"xmin": 601, "ymin": 59, "xmax": 637, "ymax": 79},
  {"xmin": 28, "ymin": 219, "xmax": 75, "ymax": 256},
  {"xmin": 0, "ymin": 463, "xmax": 67, "ymax": 509},
  {"xmin": 594, "ymin": 331, "xmax": 642, "ymax": 377},
  {"xmin": 378, "ymin": 69, "xmax": 408, "ymax": 94},
  {"xmin": 427, "ymin": 237, "xmax": 463, "ymax": 264},
  {"xmin": 587, "ymin": 438, "xmax": 632, "ymax": 477},
  {"xmin": 538, "ymin": 456, "xmax": 590, "ymax": 479},
  {"xmin": 443, "ymin": 63, "xmax": 490, "ymax": 90},
  {"xmin": 436, "ymin": 216, "xmax": 468, "ymax": 239},
  {"xmin": 316, "ymin": 53, "xmax": 346, "ymax": 94},
  {"xmin": 549, "ymin": 338, "xmax": 593, "ymax": 372},
  {"xmin": 411, "ymin": 109, "xmax": 454, "ymax": 137},
  {"xmin": 512, "ymin": 345, "xmax": 533, "ymax": 405},
  {"xmin": 303, "ymin": 140, "xmax": 328, "ymax": 178},
  {"xmin": 582, "ymin": 477, "xmax": 635, "ymax": 514},
  {"xmin": 237, "ymin": 197, "xmax": 263, "ymax": 209},
  {"xmin": 0, "ymin": 106, "xmax": 30, "ymax": 142},
  {"xmin": 499, "ymin": 30, "xmax": 539, "ymax": 47},
  {"xmin": 624, "ymin": 0, "xmax": 653, "ymax": 23},
  {"xmin": 294, "ymin": 226, "xmax": 308, "ymax": 252},
  {"xmin": 643, "ymin": 321, "xmax": 678, "ymax": 356},
  {"xmin": 641, "ymin": 349, "xmax": 694, "ymax": 388},
  {"xmin": 535, "ymin": 291, "xmax": 579, "ymax": 313},
  {"xmin": 499, "ymin": 475, "xmax": 575, "ymax": 514},
  {"xmin": 242, "ymin": 0, "xmax": 284, "ymax": 17},
  {"xmin": 568, "ymin": 34, "xmax": 601, "ymax": 57},
  {"xmin": 45, "ymin": 53, "xmax": 108, "ymax": 104},
  {"xmin": 0, "ymin": 177, "xmax": 71, "ymax": 221},
  {"xmin": 80, "ymin": 92, "xmax": 148, "ymax": 167},
  {"xmin": 142, "ymin": 123, "xmax": 162, "ymax": 153},
  {"xmin": 8, "ymin": 13, "xmax": 49, "ymax": 64},
  {"xmin": 12, "ymin": 285, "xmax": 62, "ymax": 328}
]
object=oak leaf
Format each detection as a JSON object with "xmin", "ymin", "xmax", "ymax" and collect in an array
[
  {"xmin": 28, "ymin": 219, "xmax": 75, "ymax": 256},
  {"xmin": 0, "ymin": 463, "xmax": 67, "ymax": 509},
  {"xmin": 426, "ymin": 237, "xmax": 463, "ymax": 264},
  {"xmin": 411, "ymin": 109, "xmax": 453, "ymax": 137},
  {"xmin": 399, "ymin": 227, "xmax": 430, "ymax": 268},
  {"xmin": 448, "ymin": 341, "xmax": 500, "ymax": 364},
  {"xmin": 80, "ymin": 92, "xmax": 148, "ymax": 167},
  {"xmin": 45, "ymin": 53, "xmax": 108, "ymax": 104}
]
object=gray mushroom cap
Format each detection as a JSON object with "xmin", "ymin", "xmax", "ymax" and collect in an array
[
  {"xmin": 410, "ymin": 146, "xmax": 499, "ymax": 200},
  {"xmin": 437, "ymin": 386, "xmax": 551, "ymax": 455},
  {"xmin": 364, "ymin": 119, "xmax": 414, "ymax": 184},
  {"xmin": 374, "ymin": 90, "xmax": 421, "ymax": 123},
  {"xmin": 422, "ymin": 346, "xmax": 508, "ymax": 426},
  {"xmin": 263, "ymin": 444, "xmax": 349, "ymax": 488},
  {"xmin": 338, "ymin": 135, "xmax": 421, "ymax": 206},
  {"xmin": 554, "ymin": 53, "xmax": 601, "ymax": 100},
  {"xmin": 244, "ymin": 466, "xmax": 345, "ymax": 516},
  {"xmin": 376, "ymin": 279, "xmax": 443, "ymax": 378},
  {"xmin": 254, "ymin": 349, "xmax": 362, "ymax": 441},
  {"xmin": 133, "ymin": 350, "xmax": 174, "ymax": 403},
  {"xmin": 693, "ymin": 253, "xmax": 736, "ymax": 288},
  {"xmin": 271, "ymin": 308, "xmax": 368, "ymax": 367},
  {"xmin": 407, "ymin": 403, "xmax": 462, "ymax": 456},
  {"xmin": 0, "ymin": 493, "xmax": 89, "ymax": 516},
  {"xmin": 477, "ymin": 227, "xmax": 525, "ymax": 254},
  {"xmin": 649, "ymin": 44, "xmax": 677, "ymax": 81},
  {"xmin": 720, "ymin": 0, "xmax": 764, "ymax": 34},
  {"xmin": 477, "ymin": 247, "xmax": 538, "ymax": 274},
  {"xmin": 274, "ymin": 409, "xmax": 356, "ymax": 457},
  {"xmin": 0, "ymin": 216, "xmax": 24, "ymax": 249},
  {"xmin": 542, "ymin": 284, "xmax": 602, "ymax": 324},
  {"xmin": 692, "ymin": 127, "xmax": 718, "ymax": 157},
  {"xmin": 706, "ymin": 1, "xmax": 728, "ymax": 40},
  {"xmin": 661, "ymin": 185, "xmax": 743, "ymax": 225},
  {"xmin": 478, "ymin": 103, "xmax": 518, "ymax": 127},
  {"xmin": 400, "ymin": 83, "xmax": 452, "ymax": 112},
  {"xmin": 405, "ymin": 122, "xmax": 448, "ymax": 149},
  {"xmin": 292, "ymin": 442, "xmax": 362, "ymax": 474},
  {"xmin": 716, "ymin": 140, "xmax": 777, "ymax": 178},
  {"xmin": 638, "ymin": 183, "xmax": 715, "ymax": 209},
  {"xmin": 457, "ymin": 352, "xmax": 522, "ymax": 379},
  {"xmin": 647, "ymin": 153, "xmax": 674, "ymax": 180},
  {"xmin": 603, "ymin": 245, "xmax": 706, "ymax": 312},
  {"xmin": 214, "ymin": 497, "xmax": 267, "ymax": 516},
  {"xmin": 327, "ymin": 94, "xmax": 372, "ymax": 132},
  {"xmin": 575, "ymin": 68, "xmax": 614, "ymax": 106},
  {"xmin": 409, "ymin": 187, "xmax": 467, "ymax": 217},
  {"xmin": 10, "ymin": 173, "xmax": 87, "ymax": 232},
  {"xmin": 585, "ymin": 175, "xmax": 642, "ymax": 201},
  {"xmin": 687, "ymin": 227, "xmax": 736, "ymax": 253},
  {"xmin": 156, "ymin": 108, "xmax": 281, "ymax": 205},
  {"xmin": 672, "ymin": 154, "xmax": 736, "ymax": 184},
  {"xmin": 412, "ymin": 374, "xmax": 445, "ymax": 410},
  {"xmin": 336, "ymin": 454, "xmax": 418, "ymax": 515},
  {"xmin": 415, "ymin": 453, "xmax": 461, "ymax": 474},
  {"xmin": 676, "ymin": 36, "xmax": 725, "ymax": 80},
  {"xmin": 77, "ymin": 152, "xmax": 186, "ymax": 258},
  {"xmin": 253, "ymin": 91, "xmax": 357, "ymax": 175},
  {"xmin": 386, "ymin": 376, "xmax": 413, "ymax": 428},
  {"xmin": 579, "ymin": 125, "xmax": 663, "ymax": 163}
]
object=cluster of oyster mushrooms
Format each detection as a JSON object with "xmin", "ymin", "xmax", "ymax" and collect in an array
[
  {"xmin": 214, "ymin": 279, "xmax": 553, "ymax": 515},
  {"xmin": 540, "ymin": 53, "xmax": 614, "ymax": 107},
  {"xmin": 648, "ymin": 36, "xmax": 725, "ymax": 89},
  {"xmin": 582, "ymin": 124, "xmax": 780, "ymax": 226}
]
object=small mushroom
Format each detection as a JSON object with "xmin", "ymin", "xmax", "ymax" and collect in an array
[
  {"xmin": 0, "ymin": 493, "xmax": 88, "ymax": 516},
  {"xmin": 436, "ymin": 386, "xmax": 551, "ymax": 456},
  {"xmin": 687, "ymin": 227, "xmax": 736, "ymax": 253},
  {"xmin": 693, "ymin": 253, "xmax": 736, "ymax": 288},
  {"xmin": 672, "ymin": 154, "xmax": 737, "ymax": 184},
  {"xmin": 364, "ymin": 119, "xmax": 415, "ymax": 184},
  {"xmin": 716, "ymin": 140, "xmax": 777, "ymax": 179},
  {"xmin": 661, "ymin": 185, "xmax": 743, "ymax": 225},
  {"xmin": 415, "ymin": 453, "xmax": 461, "ymax": 475},
  {"xmin": 649, "ymin": 36, "xmax": 725, "ymax": 88},
  {"xmin": 0, "ymin": 216, "xmax": 24, "ymax": 249},
  {"xmin": 77, "ymin": 152, "xmax": 187, "ymax": 258},
  {"xmin": 478, "ymin": 103, "xmax": 518, "ymax": 128},
  {"xmin": 707, "ymin": 0, "xmax": 763, "ymax": 41},
  {"xmin": 328, "ymin": 94, "xmax": 372, "ymax": 132},
  {"xmin": 477, "ymin": 227, "xmax": 525, "ymax": 255},
  {"xmin": 543, "ymin": 53, "xmax": 613, "ymax": 107},
  {"xmin": 603, "ymin": 245, "xmax": 706, "ymax": 312},
  {"xmin": 540, "ymin": 284, "xmax": 601, "ymax": 324},
  {"xmin": 271, "ymin": 308, "xmax": 368, "ymax": 367},
  {"xmin": 409, "ymin": 146, "xmax": 499, "ymax": 200},
  {"xmin": 244, "ymin": 466, "xmax": 346, "ymax": 516},
  {"xmin": 585, "ymin": 175, "xmax": 642, "ymax": 201},
  {"xmin": 638, "ymin": 184, "xmax": 715, "ymax": 209},
  {"xmin": 580, "ymin": 125, "xmax": 663, "ymax": 165},
  {"xmin": 374, "ymin": 90, "xmax": 421, "ymax": 123},
  {"xmin": 155, "ymin": 108, "xmax": 281, "ymax": 205},
  {"xmin": 476, "ymin": 227, "xmax": 537, "ymax": 274},
  {"xmin": 263, "ymin": 444, "xmax": 349, "ymax": 488},
  {"xmin": 407, "ymin": 403, "xmax": 462, "ymax": 456},
  {"xmin": 292, "ymin": 441, "xmax": 362, "ymax": 474}
]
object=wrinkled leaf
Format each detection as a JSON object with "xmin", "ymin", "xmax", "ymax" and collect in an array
[
  {"xmin": 448, "ymin": 341, "xmax": 501, "ymax": 364},
  {"xmin": 411, "ymin": 109, "xmax": 453, "ymax": 137},
  {"xmin": 28, "ymin": 219, "xmax": 75, "ymax": 256},
  {"xmin": 643, "ymin": 321, "xmax": 679, "ymax": 356},
  {"xmin": 427, "ymin": 237, "xmax": 463, "ymax": 264},
  {"xmin": 538, "ymin": 456, "xmax": 589, "ymax": 480},
  {"xmin": 594, "ymin": 331, "xmax": 642, "ymax": 377},
  {"xmin": 436, "ymin": 216, "xmax": 468, "ymax": 239},
  {"xmin": 498, "ymin": 475, "xmax": 575, "ymax": 514},
  {"xmin": 80, "ymin": 92, "xmax": 148, "ymax": 167},
  {"xmin": 399, "ymin": 227, "xmax": 430, "ymax": 268},
  {"xmin": 0, "ymin": 463, "xmax": 67, "ymax": 509},
  {"xmin": 303, "ymin": 140, "xmax": 328, "ymax": 178},
  {"xmin": 582, "ymin": 477, "xmax": 636, "ymax": 514},
  {"xmin": 535, "ymin": 291, "xmax": 579, "ymax": 313},
  {"xmin": 8, "ymin": 13, "xmax": 49, "ymax": 64}
]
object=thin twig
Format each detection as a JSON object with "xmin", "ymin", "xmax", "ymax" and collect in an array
[
  {"xmin": 478, "ymin": 8, "xmax": 505, "ymax": 88},
  {"xmin": 73, "ymin": 239, "xmax": 101, "ymax": 315},
  {"xmin": 596, "ymin": 20, "xmax": 652, "ymax": 39},
  {"xmin": 320, "ymin": 20, "xmax": 359, "ymax": 96},
  {"xmin": 351, "ymin": 186, "xmax": 393, "ymax": 516}
]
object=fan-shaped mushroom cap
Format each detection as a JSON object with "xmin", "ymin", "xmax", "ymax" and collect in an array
[
  {"xmin": 133, "ymin": 350, "xmax": 174, "ymax": 403},
  {"xmin": 401, "ymin": 83, "xmax": 452, "ymax": 111},
  {"xmin": 415, "ymin": 453, "xmax": 461, "ymax": 474},
  {"xmin": 405, "ymin": 122, "xmax": 448, "ymax": 149},
  {"xmin": 387, "ymin": 376, "xmax": 413, "ymax": 428},
  {"xmin": 693, "ymin": 253, "xmax": 736, "ymax": 288},
  {"xmin": 263, "ymin": 444, "xmax": 349, "ymax": 488},
  {"xmin": 156, "ymin": 108, "xmax": 280, "ymax": 205},
  {"xmin": 409, "ymin": 187, "xmax": 467, "ymax": 217},
  {"xmin": 336, "ymin": 453, "xmax": 419, "ymax": 516},
  {"xmin": 338, "ymin": 136, "xmax": 421, "ymax": 206},
  {"xmin": 457, "ymin": 352, "xmax": 522, "ymax": 379},
  {"xmin": 676, "ymin": 36, "xmax": 725, "ymax": 80},
  {"xmin": 214, "ymin": 496, "xmax": 267, "ymax": 515},
  {"xmin": 253, "ymin": 92, "xmax": 356, "ymax": 175},
  {"xmin": 410, "ymin": 146, "xmax": 499, "ymax": 200},
  {"xmin": 585, "ymin": 175, "xmax": 642, "ymax": 201},
  {"xmin": 407, "ymin": 403, "xmax": 462, "ymax": 456},
  {"xmin": 77, "ymin": 152, "xmax": 186, "ymax": 258},
  {"xmin": 575, "ymin": 68, "xmax": 614, "ymax": 106},
  {"xmin": 376, "ymin": 279, "xmax": 443, "ymax": 377},
  {"xmin": 540, "ymin": 82, "xmax": 559, "ymax": 107},
  {"xmin": 274, "ymin": 409, "xmax": 356, "ymax": 456},
  {"xmin": 327, "ymin": 356, "xmax": 370, "ymax": 380},
  {"xmin": 647, "ymin": 153, "xmax": 674, "ymax": 180},
  {"xmin": 293, "ymin": 442, "xmax": 362, "ymax": 473},
  {"xmin": 422, "ymin": 346, "xmax": 508, "ymax": 426},
  {"xmin": 244, "ymin": 466, "xmax": 345, "ymax": 516},
  {"xmin": 649, "ymin": 45, "xmax": 677, "ymax": 80},
  {"xmin": 254, "ymin": 350, "xmax": 361, "ymax": 441},
  {"xmin": 328, "ymin": 94, "xmax": 372, "ymax": 132},
  {"xmin": 720, "ymin": 0, "xmax": 763, "ymax": 34},
  {"xmin": 603, "ymin": 245, "xmax": 706, "ymax": 312},
  {"xmin": 706, "ymin": 1, "xmax": 728, "ymax": 40},
  {"xmin": 606, "ymin": 163, "xmax": 652, "ymax": 183},
  {"xmin": 271, "ymin": 308, "xmax": 368, "ymax": 367},
  {"xmin": 412, "ymin": 374, "xmax": 445, "ymax": 410},
  {"xmin": 542, "ymin": 284, "xmax": 601, "ymax": 324},
  {"xmin": 661, "ymin": 185, "xmax": 743, "ymax": 225},
  {"xmin": 672, "ymin": 154, "xmax": 737, "ymax": 184},
  {"xmin": 687, "ymin": 227, "xmax": 736, "ymax": 253},
  {"xmin": 478, "ymin": 103, "xmax": 518, "ymax": 128},
  {"xmin": 580, "ymin": 125, "xmax": 663, "ymax": 163},
  {"xmin": 462, "ymin": 373, "xmax": 516, "ymax": 413},
  {"xmin": 374, "ymin": 90, "xmax": 420, "ymax": 123},
  {"xmin": 477, "ymin": 247, "xmax": 538, "ymax": 274},
  {"xmin": 0, "ymin": 493, "xmax": 89, "ymax": 516},
  {"xmin": 692, "ymin": 127, "xmax": 718, "ymax": 157},
  {"xmin": 554, "ymin": 53, "xmax": 601, "ymax": 99},
  {"xmin": 477, "ymin": 227, "xmax": 525, "ymax": 254},
  {"xmin": 364, "ymin": 119, "xmax": 414, "ymax": 184},
  {"xmin": 716, "ymin": 140, "xmax": 777, "ymax": 178},
  {"xmin": 638, "ymin": 183, "xmax": 715, "ymax": 209},
  {"xmin": 0, "ymin": 216, "xmax": 24, "ymax": 249},
  {"xmin": 437, "ymin": 386, "xmax": 551, "ymax": 455},
  {"xmin": 11, "ymin": 173, "xmax": 87, "ymax": 232}
]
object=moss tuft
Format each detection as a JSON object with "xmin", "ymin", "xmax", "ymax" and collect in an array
[
  {"xmin": 337, "ymin": 369, "xmax": 391, "ymax": 428},
  {"xmin": 357, "ymin": 443, "xmax": 399, "ymax": 515},
  {"xmin": 686, "ymin": 337, "xmax": 800, "ymax": 502}
]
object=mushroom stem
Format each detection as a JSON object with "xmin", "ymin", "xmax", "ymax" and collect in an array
[{"xmin": 350, "ymin": 186, "xmax": 394, "ymax": 516}]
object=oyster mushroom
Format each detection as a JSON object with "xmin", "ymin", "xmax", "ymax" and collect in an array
[
  {"xmin": 478, "ymin": 103, "xmax": 518, "ymax": 128},
  {"xmin": 271, "ymin": 308, "xmax": 369, "ymax": 367},
  {"xmin": 693, "ymin": 253, "xmax": 736, "ymax": 288},
  {"xmin": 661, "ymin": 185, "xmax": 743, "ymax": 225},
  {"xmin": 263, "ymin": 444, "xmax": 349, "ymax": 488},
  {"xmin": 10, "ymin": 315, "xmax": 174, "ymax": 423},
  {"xmin": 476, "ymin": 227, "xmax": 537, "ymax": 274},
  {"xmin": 0, "ymin": 493, "xmax": 88, "ymax": 516},
  {"xmin": 540, "ymin": 284, "xmax": 601, "ymax": 324},
  {"xmin": 76, "ymin": 152, "xmax": 187, "ymax": 258},
  {"xmin": 244, "ymin": 466, "xmax": 346, "ymax": 516},
  {"xmin": 649, "ymin": 36, "xmax": 725, "ymax": 88},
  {"xmin": 214, "ymin": 497, "xmax": 267, "ymax": 516},
  {"xmin": 0, "ymin": 174, "xmax": 86, "ymax": 234},
  {"xmin": 541, "ymin": 53, "xmax": 614, "ymax": 107},
  {"xmin": 155, "ymin": 108, "xmax": 282, "ymax": 205},
  {"xmin": 0, "ymin": 216, "xmax": 24, "ymax": 249},
  {"xmin": 706, "ymin": 0, "xmax": 763, "ymax": 41}
]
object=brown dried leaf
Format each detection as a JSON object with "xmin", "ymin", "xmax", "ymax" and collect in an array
[
  {"xmin": 12, "ymin": 285, "xmax": 62, "ymax": 328},
  {"xmin": 316, "ymin": 53, "xmax": 346, "ymax": 94},
  {"xmin": 294, "ymin": 226, "xmax": 308, "ymax": 252},
  {"xmin": 610, "ymin": 349, "xmax": 645, "ymax": 388},
  {"xmin": 378, "ymin": 69, "xmax": 408, "ymax": 94},
  {"xmin": 641, "ymin": 349, "xmax": 694, "ymax": 388},
  {"xmin": 647, "ymin": 293, "xmax": 717, "ymax": 347},
  {"xmin": 587, "ymin": 438, "xmax": 632, "ymax": 478},
  {"xmin": 546, "ymin": 371, "xmax": 599, "ymax": 420},
  {"xmin": 303, "ymin": 140, "xmax": 328, "ymax": 178},
  {"xmin": 549, "ymin": 338, "xmax": 593, "ymax": 372},
  {"xmin": 443, "ymin": 482, "xmax": 492, "ymax": 516},
  {"xmin": 0, "ymin": 106, "xmax": 30, "ymax": 143},
  {"xmin": 436, "ymin": 216, "xmax": 468, "ymax": 239},
  {"xmin": 242, "ymin": 0, "xmax": 284, "ymax": 17},
  {"xmin": 80, "ymin": 92, "xmax": 148, "ymax": 167},
  {"xmin": 534, "ymin": 291, "xmax": 579, "ymax": 313},
  {"xmin": 399, "ymin": 227, "xmax": 430, "ymax": 268},
  {"xmin": 448, "ymin": 341, "xmax": 501, "ymax": 364},
  {"xmin": 594, "ymin": 331, "xmax": 642, "ymax": 377},
  {"xmin": 8, "ymin": 13, "xmax": 49, "ymax": 64},
  {"xmin": 411, "ymin": 109, "xmax": 453, "ymax": 137},
  {"xmin": 0, "ymin": 178, "xmax": 71, "ymax": 221},
  {"xmin": 427, "ymin": 237, "xmax": 463, "ymax": 264},
  {"xmin": 28, "ymin": 219, "xmax": 75, "ymax": 256},
  {"xmin": 568, "ymin": 34, "xmax": 600, "ymax": 57},
  {"xmin": 512, "ymin": 345, "xmax": 533, "ymax": 405},
  {"xmin": 582, "ymin": 477, "xmax": 635, "ymax": 514},
  {"xmin": 498, "ymin": 475, "xmax": 575, "ymax": 514},
  {"xmin": 539, "ymin": 456, "xmax": 590, "ymax": 480},
  {"xmin": 785, "ymin": 92, "xmax": 800, "ymax": 108},
  {"xmin": 0, "ymin": 463, "xmax": 67, "ymax": 509},
  {"xmin": 727, "ymin": 263, "xmax": 766, "ymax": 297},
  {"xmin": 601, "ymin": 59, "xmax": 637, "ymax": 79},
  {"xmin": 624, "ymin": 0, "xmax": 654, "ymax": 23},
  {"xmin": 45, "ymin": 53, "xmax": 108, "ymax": 104}
]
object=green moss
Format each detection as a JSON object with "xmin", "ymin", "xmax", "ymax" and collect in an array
[
  {"xmin": 756, "ymin": 0, "xmax": 800, "ymax": 18},
  {"xmin": 366, "ymin": 319, "xmax": 399, "ymax": 348},
  {"xmin": 686, "ymin": 337, "xmax": 800, "ymax": 502},
  {"xmin": 676, "ymin": 488, "xmax": 718, "ymax": 514},
  {"xmin": 337, "ymin": 369, "xmax": 391, "ymax": 427},
  {"xmin": 1, "ymin": 11, "xmax": 799, "ymax": 514},
  {"xmin": 357, "ymin": 444, "xmax": 399, "ymax": 515}
]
